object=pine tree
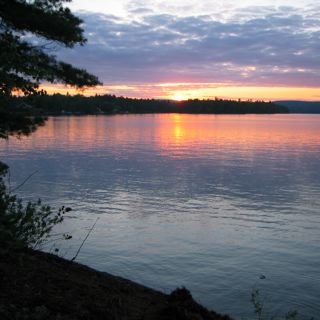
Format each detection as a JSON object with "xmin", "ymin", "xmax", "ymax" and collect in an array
[
  {"xmin": 0, "ymin": 0, "xmax": 101, "ymax": 97},
  {"xmin": 0, "ymin": 0, "xmax": 101, "ymax": 137}
]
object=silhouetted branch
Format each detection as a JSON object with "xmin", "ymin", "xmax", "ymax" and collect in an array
[
  {"xmin": 71, "ymin": 217, "xmax": 99, "ymax": 262},
  {"xmin": 9, "ymin": 170, "xmax": 38, "ymax": 193}
]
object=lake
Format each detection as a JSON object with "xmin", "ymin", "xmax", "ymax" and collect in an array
[{"xmin": 1, "ymin": 114, "xmax": 319, "ymax": 319}]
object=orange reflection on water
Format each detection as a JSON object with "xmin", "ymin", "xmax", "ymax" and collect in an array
[
  {"xmin": 4, "ymin": 114, "xmax": 320, "ymax": 158},
  {"xmin": 154, "ymin": 114, "xmax": 320, "ymax": 158}
]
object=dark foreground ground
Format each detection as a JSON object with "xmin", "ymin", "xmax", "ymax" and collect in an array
[{"xmin": 0, "ymin": 248, "xmax": 233, "ymax": 320}]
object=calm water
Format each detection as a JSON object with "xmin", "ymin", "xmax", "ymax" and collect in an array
[{"xmin": 1, "ymin": 114, "xmax": 319, "ymax": 319}]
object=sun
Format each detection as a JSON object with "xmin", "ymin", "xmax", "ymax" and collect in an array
[{"xmin": 172, "ymin": 93, "xmax": 188, "ymax": 101}]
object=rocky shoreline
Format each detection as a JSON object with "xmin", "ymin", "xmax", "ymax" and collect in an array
[{"xmin": 1, "ymin": 248, "xmax": 233, "ymax": 320}]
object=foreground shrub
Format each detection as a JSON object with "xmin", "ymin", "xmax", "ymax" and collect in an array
[{"xmin": 0, "ymin": 161, "xmax": 63, "ymax": 249}]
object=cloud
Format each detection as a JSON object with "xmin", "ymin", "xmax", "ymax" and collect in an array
[{"xmin": 56, "ymin": 5, "xmax": 320, "ymax": 89}]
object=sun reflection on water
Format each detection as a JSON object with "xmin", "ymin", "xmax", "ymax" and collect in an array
[{"xmin": 4, "ymin": 114, "xmax": 320, "ymax": 160}]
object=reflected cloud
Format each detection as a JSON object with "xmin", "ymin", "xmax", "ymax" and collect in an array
[
  {"xmin": 2, "ymin": 114, "xmax": 320, "ymax": 216},
  {"xmin": 8, "ymin": 115, "xmax": 320, "ymax": 162}
]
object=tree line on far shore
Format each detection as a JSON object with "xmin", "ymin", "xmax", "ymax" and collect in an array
[{"xmin": 19, "ymin": 93, "xmax": 289, "ymax": 115}]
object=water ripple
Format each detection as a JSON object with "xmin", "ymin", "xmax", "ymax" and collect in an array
[{"xmin": 1, "ymin": 114, "xmax": 320, "ymax": 319}]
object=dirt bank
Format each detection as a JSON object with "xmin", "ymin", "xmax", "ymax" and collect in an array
[{"xmin": 0, "ymin": 248, "xmax": 233, "ymax": 320}]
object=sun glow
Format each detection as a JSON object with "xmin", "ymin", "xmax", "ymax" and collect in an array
[
  {"xmin": 171, "ymin": 93, "xmax": 188, "ymax": 101},
  {"xmin": 40, "ymin": 83, "xmax": 320, "ymax": 101}
]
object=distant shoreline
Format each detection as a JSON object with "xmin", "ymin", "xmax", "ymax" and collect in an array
[{"xmin": 17, "ymin": 93, "xmax": 289, "ymax": 115}]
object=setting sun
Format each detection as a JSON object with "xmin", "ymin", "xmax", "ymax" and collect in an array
[{"xmin": 172, "ymin": 93, "xmax": 188, "ymax": 101}]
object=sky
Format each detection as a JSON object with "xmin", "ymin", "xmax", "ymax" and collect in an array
[{"xmin": 44, "ymin": 0, "xmax": 320, "ymax": 100}]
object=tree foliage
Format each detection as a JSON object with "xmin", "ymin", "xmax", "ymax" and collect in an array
[
  {"xmin": 0, "ymin": 0, "xmax": 101, "ymax": 97},
  {"xmin": 23, "ymin": 93, "xmax": 289, "ymax": 115},
  {"xmin": 0, "ymin": 98, "xmax": 47, "ymax": 138},
  {"xmin": 0, "ymin": 162, "xmax": 64, "ymax": 249},
  {"xmin": 0, "ymin": 1, "xmax": 97, "ymax": 248}
]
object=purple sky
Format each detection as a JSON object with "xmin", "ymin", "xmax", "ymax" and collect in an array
[{"xmin": 46, "ymin": 1, "xmax": 320, "ymax": 99}]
